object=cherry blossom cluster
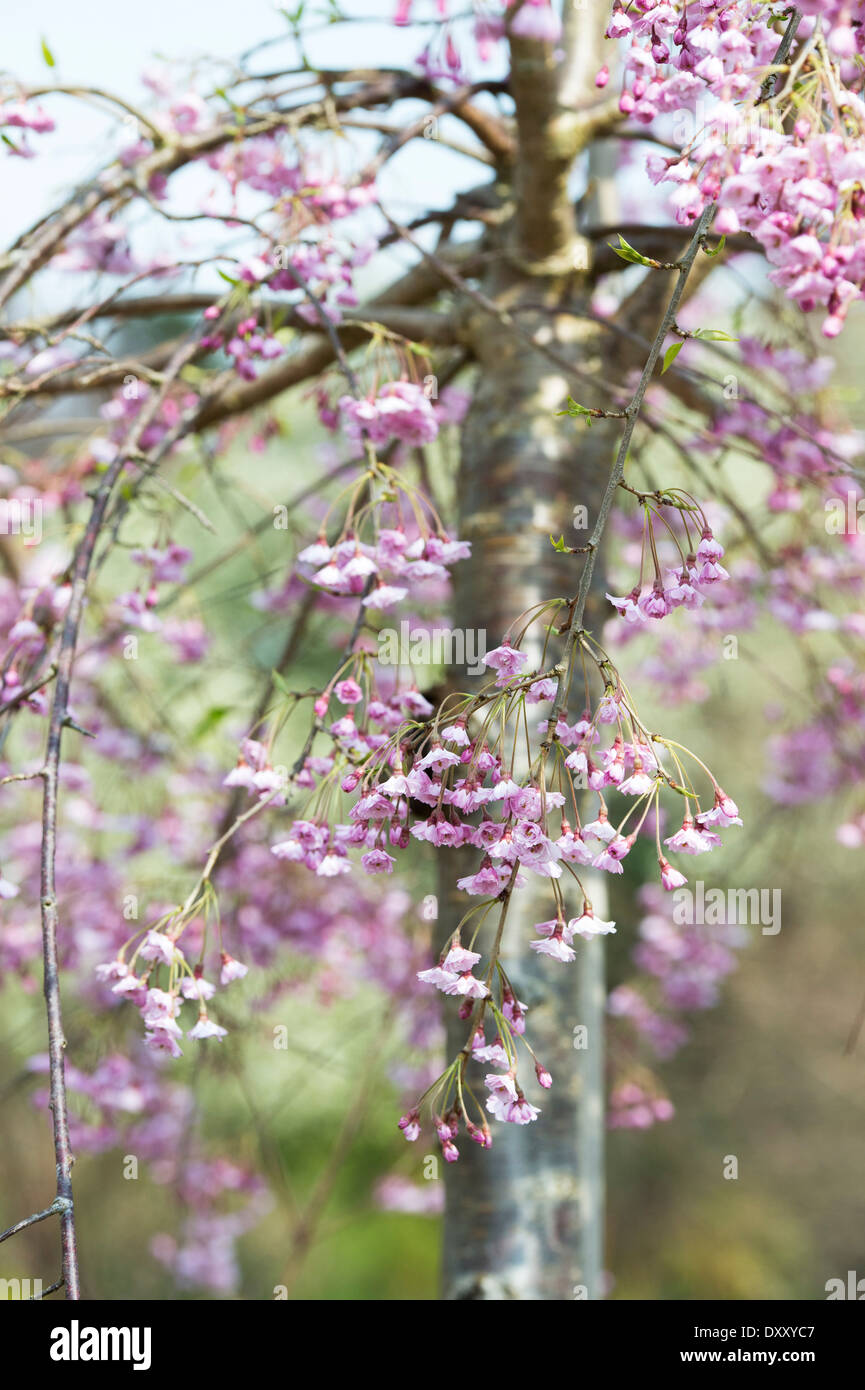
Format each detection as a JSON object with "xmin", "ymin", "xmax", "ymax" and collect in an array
[
  {"xmin": 200, "ymin": 311, "xmax": 284, "ymax": 381},
  {"xmin": 1, "ymin": 579, "xmax": 69, "ymax": 714},
  {"xmin": 608, "ymin": 0, "xmax": 865, "ymax": 336},
  {"xmin": 94, "ymin": 922, "xmax": 249, "ymax": 1057},
  {"xmin": 609, "ymin": 1081, "xmax": 675, "ymax": 1130},
  {"xmin": 606, "ymin": 490, "xmax": 729, "ymax": 623},
  {"xmin": 315, "ymin": 379, "xmax": 469, "ymax": 454},
  {"xmin": 393, "ymin": 0, "xmax": 563, "ymax": 80},
  {"xmin": 374, "ymin": 1173, "xmax": 444, "ymax": 1215},
  {"xmin": 106, "ymin": 536, "xmax": 208, "ymax": 663},
  {"xmin": 208, "ymin": 136, "xmax": 377, "ymax": 223},
  {"xmin": 54, "ymin": 210, "xmax": 147, "ymax": 275},
  {"xmin": 256, "ymin": 565, "xmax": 741, "ymax": 1159},
  {"xmin": 337, "ymin": 381, "xmax": 440, "ymax": 448},
  {"xmin": 770, "ymin": 661, "xmax": 865, "ymax": 810},
  {"xmin": 608, "ymin": 883, "xmax": 745, "ymax": 1117},
  {"xmin": 244, "ymin": 235, "xmax": 374, "ymax": 326},
  {"xmin": 605, "ymin": 879, "xmax": 747, "ymax": 1129},
  {"xmin": 0, "ymin": 93, "xmax": 55, "ymax": 156},
  {"xmin": 293, "ymin": 500, "xmax": 471, "ymax": 616},
  {"xmin": 398, "ymin": 976, "xmax": 552, "ymax": 1158},
  {"xmin": 604, "ymin": 323, "xmax": 865, "ymax": 851}
]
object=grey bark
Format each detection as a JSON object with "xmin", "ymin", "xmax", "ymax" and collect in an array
[
  {"xmin": 439, "ymin": 283, "xmax": 613, "ymax": 1299},
  {"xmin": 440, "ymin": 11, "xmax": 619, "ymax": 1290}
]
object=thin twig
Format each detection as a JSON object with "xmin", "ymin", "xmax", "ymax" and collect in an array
[
  {"xmin": 0, "ymin": 1195, "xmax": 71, "ymax": 1245},
  {"xmin": 0, "ymin": 663, "xmax": 57, "ymax": 717},
  {"xmin": 30, "ymin": 1277, "xmax": 65, "ymax": 1300}
]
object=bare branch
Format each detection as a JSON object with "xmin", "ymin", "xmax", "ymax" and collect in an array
[
  {"xmin": 0, "ymin": 1196, "xmax": 72, "ymax": 1246},
  {"xmin": 0, "ymin": 71, "xmax": 438, "ymax": 313},
  {"xmin": 36, "ymin": 335, "xmax": 203, "ymax": 1300}
]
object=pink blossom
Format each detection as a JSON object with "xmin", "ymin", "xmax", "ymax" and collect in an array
[
  {"xmin": 596, "ymin": 692, "xmax": 621, "ymax": 724},
  {"xmin": 530, "ymin": 928, "xmax": 576, "ymax": 963},
  {"xmin": 659, "ymin": 857, "xmax": 688, "ymax": 891},
  {"xmin": 188, "ymin": 1016, "xmax": 228, "ymax": 1041},
  {"xmin": 361, "ymin": 848, "xmax": 396, "ymax": 873},
  {"xmin": 664, "ymin": 818, "xmax": 715, "ymax": 855},
  {"xmin": 482, "ymin": 642, "xmax": 530, "ymax": 684},
  {"xmin": 398, "ymin": 1110, "xmax": 421, "ymax": 1142},
  {"xmin": 139, "ymin": 930, "xmax": 179, "ymax": 967},
  {"xmin": 506, "ymin": 1097, "xmax": 541, "ymax": 1124},
  {"xmin": 568, "ymin": 911, "xmax": 617, "ymax": 940},
  {"xmin": 220, "ymin": 953, "xmax": 248, "ymax": 985},
  {"xmin": 509, "ymin": 0, "xmax": 562, "ymax": 43},
  {"xmin": 607, "ymin": 590, "xmax": 642, "ymax": 622}
]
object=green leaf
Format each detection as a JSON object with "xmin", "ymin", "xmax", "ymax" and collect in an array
[
  {"xmin": 0, "ymin": 132, "xmax": 20, "ymax": 152},
  {"xmin": 556, "ymin": 396, "xmax": 594, "ymax": 425},
  {"xmin": 661, "ymin": 341, "xmax": 684, "ymax": 374},
  {"xmin": 40, "ymin": 36, "xmax": 56, "ymax": 67},
  {"xmin": 550, "ymin": 535, "xmax": 568, "ymax": 552},
  {"xmin": 702, "ymin": 235, "xmax": 727, "ymax": 259},
  {"xmin": 607, "ymin": 233, "xmax": 657, "ymax": 268},
  {"xmin": 216, "ymin": 269, "xmax": 239, "ymax": 286},
  {"xmin": 192, "ymin": 706, "xmax": 230, "ymax": 741},
  {"xmin": 693, "ymin": 327, "xmax": 738, "ymax": 342},
  {"xmin": 271, "ymin": 670, "xmax": 293, "ymax": 697}
]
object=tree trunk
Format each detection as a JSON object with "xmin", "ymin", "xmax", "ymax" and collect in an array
[
  {"xmin": 438, "ymin": 282, "xmax": 615, "ymax": 1297},
  {"xmin": 438, "ymin": 8, "xmax": 619, "ymax": 1301}
]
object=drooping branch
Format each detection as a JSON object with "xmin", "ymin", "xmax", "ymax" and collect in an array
[
  {"xmin": 33, "ymin": 336, "xmax": 209, "ymax": 1300},
  {"xmin": 550, "ymin": 204, "xmax": 718, "ymax": 733}
]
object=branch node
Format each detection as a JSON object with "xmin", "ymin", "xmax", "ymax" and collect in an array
[{"xmin": 61, "ymin": 715, "xmax": 96, "ymax": 738}]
